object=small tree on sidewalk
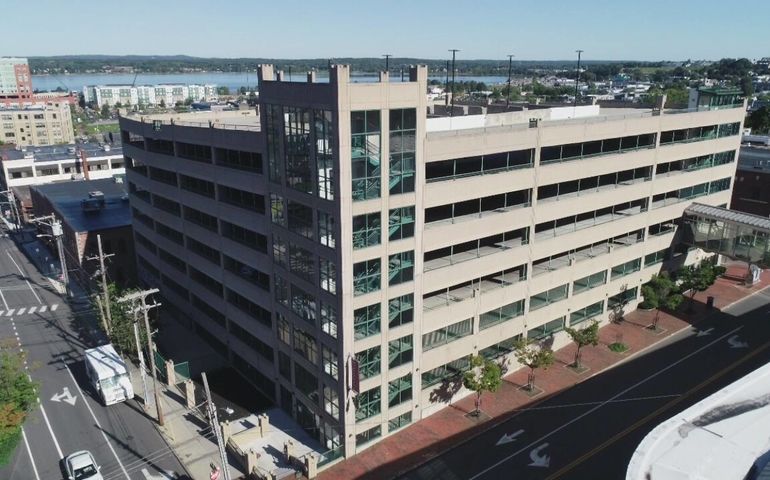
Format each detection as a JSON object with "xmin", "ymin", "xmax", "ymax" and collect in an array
[
  {"xmin": 514, "ymin": 339, "xmax": 555, "ymax": 391},
  {"xmin": 677, "ymin": 260, "xmax": 725, "ymax": 312},
  {"xmin": 93, "ymin": 283, "xmax": 148, "ymax": 359},
  {"xmin": 641, "ymin": 272, "xmax": 683, "ymax": 330},
  {"xmin": 462, "ymin": 355, "xmax": 502, "ymax": 416},
  {"xmin": 564, "ymin": 321, "xmax": 599, "ymax": 369}
]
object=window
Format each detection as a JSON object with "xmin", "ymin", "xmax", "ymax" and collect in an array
[
  {"xmin": 354, "ymin": 304, "xmax": 380, "ymax": 340},
  {"xmin": 158, "ymin": 248, "xmax": 185, "ymax": 272},
  {"xmin": 356, "ymin": 386, "xmax": 381, "ymax": 422},
  {"xmin": 315, "ymin": 110, "xmax": 334, "ymax": 201},
  {"xmin": 293, "ymin": 327, "xmax": 318, "ymax": 365},
  {"xmin": 155, "ymin": 222, "xmax": 183, "ymax": 244},
  {"xmin": 479, "ymin": 299, "xmax": 525, "ymax": 330},
  {"xmin": 323, "ymin": 385, "xmax": 340, "ymax": 419},
  {"xmin": 572, "ymin": 270, "xmax": 607, "ymax": 294},
  {"xmin": 221, "ymin": 221, "xmax": 267, "ymax": 253},
  {"xmin": 284, "ymin": 106, "xmax": 313, "ymax": 194},
  {"xmin": 480, "ymin": 335, "xmax": 521, "ymax": 360},
  {"xmin": 388, "ymin": 411, "xmax": 412, "ymax": 432},
  {"xmin": 277, "ymin": 314, "xmax": 291, "ymax": 345},
  {"xmin": 421, "ymin": 357, "xmax": 470, "ymax": 389},
  {"xmin": 354, "ymin": 259, "xmax": 381, "ymax": 295},
  {"xmin": 229, "ymin": 321, "xmax": 274, "ymax": 362},
  {"xmin": 423, "ymin": 319, "xmax": 472, "ymax": 351},
  {"xmin": 389, "ymin": 108, "xmax": 416, "ymax": 195},
  {"xmin": 644, "ymin": 248, "xmax": 669, "ymax": 266},
  {"xmin": 608, "ymin": 287, "xmax": 639, "ymax": 309},
  {"xmin": 287, "ymin": 200, "xmax": 314, "ymax": 240},
  {"xmin": 187, "ymin": 237, "xmax": 221, "ymax": 265},
  {"xmin": 189, "ymin": 267, "xmax": 223, "ymax": 297},
  {"xmin": 270, "ymin": 193, "xmax": 286, "ymax": 227},
  {"xmin": 294, "ymin": 363, "xmax": 318, "ymax": 401},
  {"xmin": 176, "ymin": 142, "xmax": 211, "ymax": 162},
  {"xmin": 389, "ymin": 251, "xmax": 414, "ymax": 286},
  {"xmin": 226, "ymin": 288, "xmax": 272, "ymax": 327},
  {"xmin": 322, "ymin": 347, "xmax": 338, "ymax": 380},
  {"xmin": 351, "ymin": 110, "xmax": 381, "ymax": 201},
  {"xmin": 274, "ymin": 275, "xmax": 289, "ymax": 306},
  {"xmin": 570, "ymin": 301, "xmax": 605, "ymax": 326},
  {"xmin": 353, "ymin": 212, "xmax": 381, "ymax": 249},
  {"xmin": 215, "ymin": 147, "xmax": 262, "ymax": 173},
  {"xmin": 389, "ymin": 336, "xmax": 413, "ymax": 369},
  {"xmin": 356, "ymin": 346, "xmax": 380, "ymax": 380},
  {"xmin": 527, "ymin": 317, "xmax": 566, "ymax": 340},
  {"xmin": 318, "ymin": 212, "xmax": 336, "ymax": 248},
  {"xmin": 191, "ymin": 294, "xmax": 225, "ymax": 328},
  {"xmin": 290, "ymin": 285, "xmax": 316, "ymax": 325},
  {"xmin": 389, "ymin": 207, "xmax": 415, "ymax": 241},
  {"xmin": 611, "ymin": 258, "xmax": 641, "ymax": 280},
  {"xmin": 180, "ymin": 174, "xmax": 215, "ymax": 197},
  {"xmin": 529, "ymin": 284, "xmax": 568, "ymax": 311},
  {"xmin": 320, "ymin": 257, "xmax": 336, "ymax": 294},
  {"xmin": 183, "ymin": 206, "xmax": 218, "ymax": 232},
  {"xmin": 321, "ymin": 302, "xmax": 338, "ymax": 339},
  {"xmin": 152, "ymin": 194, "xmax": 180, "ymax": 216},
  {"xmin": 288, "ymin": 243, "xmax": 315, "ymax": 283},
  {"xmin": 149, "ymin": 166, "xmax": 177, "ymax": 185},
  {"xmin": 356, "ymin": 425, "xmax": 381, "ymax": 446},
  {"xmin": 389, "ymin": 294, "xmax": 413, "ymax": 327},
  {"xmin": 224, "ymin": 255, "xmax": 269, "ymax": 292},
  {"xmin": 388, "ymin": 374, "xmax": 412, "ymax": 407},
  {"xmin": 218, "ymin": 185, "xmax": 265, "ymax": 214}
]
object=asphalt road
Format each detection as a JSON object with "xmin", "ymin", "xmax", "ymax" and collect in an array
[
  {"xmin": 397, "ymin": 285, "xmax": 770, "ymax": 480},
  {"xmin": 0, "ymin": 232, "xmax": 186, "ymax": 480}
]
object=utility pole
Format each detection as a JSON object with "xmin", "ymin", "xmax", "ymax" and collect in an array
[
  {"xmin": 31, "ymin": 214, "xmax": 70, "ymax": 297},
  {"xmin": 444, "ymin": 60, "xmax": 450, "ymax": 107},
  {"xmin": 574, "ymin": 49, "xmax": 584, "ymax": 108},
  {"xmin": 86, "ymin": 234, "xmax": 114, "ymax": 333},
  {"xmin": 449, "ymin": 49, "xmax": 460, "ymax": 117},
  {"xmin": 203, "ymin": 372, "xmax": 231, "ymax": 480},
  {"xmin": 132, "ymin": 306, "xmax": 150, "ymax": 411},
  {"xmin": 382, "ymin": 54, "xmax": 392, "ymax": 73},
  {"xmin": 0, "ymin": 189, "xmax": 21, "ymax": 233},
  {"xmin": 506, "ymin": 54, "xmax": 515, "ymax": 108},
  {"xmin": 119, "ymin": 288, "xmax": 164, "ymax": 425}
]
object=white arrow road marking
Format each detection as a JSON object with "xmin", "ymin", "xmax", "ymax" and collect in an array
[
  {"xmin": 496, "ymin": 429, "xmax": 525, "ymax": 446},
  {"xmin": 28, "ymin": 306, "xmax": 37, "ymax": 314},
  {"xmin": 727, "ymin": 335, "xmax": 749, "ymax": 349},
  {"xmin": 696, "ymin": 327, "xmax": 714, "ymax": 337},
  {"xmin": 39, "ymin": 305, "xmax": 47, "ymax": 313},
  {"xmin": 50, "ymin": 303, "xmax": 59, "ymax": 311},
  {"xmin": 529, "ymin": 443, "xmax": 550, "ymax": 468},
  {"xmin": 5, "ymin": 308, "xmax": 15, "ymax": 317},
  {"xmin": 16, "ymin": 307, "xmax": 26, "ymax": 315},
  {"xmin": 50, "ymin": 387, "xmax": 77, "ymax": 406}
]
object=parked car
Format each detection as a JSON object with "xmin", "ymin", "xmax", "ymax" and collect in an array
[{"xmin": 64, "ymin": 450, "xmax": 103, "ymax": 480}]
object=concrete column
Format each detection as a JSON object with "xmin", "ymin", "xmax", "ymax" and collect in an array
[
  {"xmin": 379, "ymin": 71, "xmax": 389, "ymax": 83},
  {"xmin": 164, "ymin": 359, "xmax": 175, "ymax": 386},
  {"xmin": 221, "ymin": 420, "xmax": 231, "ymax": 445},
  {"xmin": 330, "ymin": 65, "xmax": 350, "ymax": 85},
  {"xmin": 257, "ymin": 65, "xmax": 275, "ymax": 83},
  {"xmin": 184, "ymin": 379, "xmax": 195, "ymax": 409},
  {"xmin": 276, "ymin": 70, "xmax": 284, "ymax": 81},
  {"xmin": 283, "ymin": 440, "xmax": 294, "ymax": 462},
  {"xmin": 307, "ymin": 71, "xmax": 316, "ymax": 83},
  {"xmin": 305, "ymin": 454, "xmax": 318, "ymax": 479},
  {"xmin": 258, "ymin": 413, "xmax": 270, "ymax": 437},
  {"xmin": 246, "ymin": 448, "xmax": 258, "ymax": 474}
]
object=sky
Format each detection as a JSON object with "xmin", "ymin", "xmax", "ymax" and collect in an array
[{"xmin": 3, "ymin": 0, "xmax": 769, "ymax": 61}]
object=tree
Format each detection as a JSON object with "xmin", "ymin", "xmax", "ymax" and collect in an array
[
  {"xmin": 462, "ymin": 355, "xmax": 502, "ymax": 416},
  {"xmin": 741, "ymin": 76, "xmax": 755, "ymax": 97},
  {"xmin": 159, "ymin": 99, "xmax": 166, "ymax": 109},
  {"xmin": 641, "ymin": 272, "xmax": 683, "ymax": 329},
  {"xmin": 564, "ymin": 321, "xmax": 599, "ymax": 369},
  {"xmin": 216, "ymin": 86, "xmax": 230, "ymax": 96},
  {"xmin": 677, "ymin": 261, "xmax": 725, "ymax": 312},
  {"xmin": 0, "ymin": 350, "xmax": 38, "ymax": 464},
  {"xmin": 100, "ymin": 103, "xmax": 110, "ymax": 118},
  {"xmin": 93, "ymin": 284, "xmax": 149, "ymax": 359},
  {"xmin": 747, "ymin": 106, "xmax": 770, "ymax": 134},
  {"xmin": 514, "ymin": 340, "xmax": 555, "ymax": 391}
]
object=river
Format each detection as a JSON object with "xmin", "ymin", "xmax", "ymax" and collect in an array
[{"xmin": 31, "ymin": 72, "xmax": 510, "ymax": 93}]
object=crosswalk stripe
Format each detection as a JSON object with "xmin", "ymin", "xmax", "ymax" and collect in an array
[
  {"xmin": 0, "ymin": 311, "xmax": 3, "ymax": 316},
  {"xmin": 39, "ymin": 305, "xmax": 47, "ymax": 313},
  {"xmin": 16, "ymin": 308, "xmax": 26, "ymax": 315},
  {"xmin": 5, "ymin": 309, "xmax": 14, "ymax": 317},
  {"xmin": 28, "ymin": 306, "xmax": 36, "ymax": 314},
  {"xmin": 50, "ymin": 304, "xmax": 58, "ymax": 311}
]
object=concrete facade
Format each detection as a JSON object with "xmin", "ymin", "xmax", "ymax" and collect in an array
[
  {"xmin": 120, "ymin": 66, "xmax": 745, "ymax": 466},
  {"xmin": 0, "ymin": 101, "xmax": 75, "ymax": 146},
  {"xmin": 0, "ymin": 57, "xmax": 32, "ymax": 99},
  {"xmin": 731, "ymin": 146, "xmax": 770, "ymax": 217}
]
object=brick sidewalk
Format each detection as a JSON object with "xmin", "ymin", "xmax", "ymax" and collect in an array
[{"xmin": 319, "ymin": 262, "xmax": 770, "ymax": 480}]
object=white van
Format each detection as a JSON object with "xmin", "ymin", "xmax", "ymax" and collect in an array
[{"xmin": 84, "ymin": 344, "xmax": 134, "ymax": 406}]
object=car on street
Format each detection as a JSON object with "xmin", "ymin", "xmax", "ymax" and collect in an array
[{"xmin": 64, "ymin": 450, "xmax": 103, "ymax": 480}]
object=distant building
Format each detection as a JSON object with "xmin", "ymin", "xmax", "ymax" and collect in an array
[
  {"xmin": 83, "ymin": 84, "xmax": 219, "ymax": 108},
  {"xmin": 731, "ymin": 147, "xmax": 770, "ymax": 217},
  {"xmin": 0, "ymin": 140, "xmax": 125, "ymax": 189},
  {"xmin": 30, "ymin": 177, "xmax": 135, "ymax": 287},
  {"xmin": 0, "ymin": 101, "xmax": 75, "ymax": 146},
  {"xmin": 0, "ymin": 57, "xmax": 32, "ymax": 100}
]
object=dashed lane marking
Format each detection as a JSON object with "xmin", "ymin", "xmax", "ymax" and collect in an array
[{"xmin": 5, "ymin": 308, "xmax": 14, "ymax": 316}]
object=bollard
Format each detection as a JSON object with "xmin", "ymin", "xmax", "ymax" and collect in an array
[
  {"xmin": 165, "ymin": 359, "xmax": 175, "ymax": 387},
  {"xmin": 305, "ymin": 454, "xmax": 318, "ymax": 479},
  {"xmin": 246, "ymin": 448, "xmax": 258, "ymax": 475},
  {"xmin": 258, "ymin": 413, "xmax": 270, "ymax": 437},
  {"xmin": 284, "ymin": 440, "xmax": 294, "ymax": 462},
  {"xmin": 184, "ymin": 379, "xmax": 195, "ymax": 410}
]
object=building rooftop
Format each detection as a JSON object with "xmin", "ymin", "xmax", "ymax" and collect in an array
[
  {"xmin": 32, "ymin": 177, "xmax": 130, "ymax": 233},
  {"xmin": 0, "ymin": 141, "xmax": 123, "ymax": 163},
  {"xmin": 738, "ymin": 146, "xmax": 770, "ymax": 172},
  {"xmin": 627, "ymin": 361, "xmax": 770, "ymax": 479},
  {"xmin": 123, "ymin": 109, "xmax": 260, "ymax": 131}
]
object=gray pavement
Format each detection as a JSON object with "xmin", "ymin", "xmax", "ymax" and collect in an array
[{"xmin": 0, "ymin": 230, "xmax": 187, "ymax": 480}]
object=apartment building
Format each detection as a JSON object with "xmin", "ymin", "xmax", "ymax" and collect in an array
[
  {"xmin": 0, "ymin": 57, "xmax": 32, "ymax": 99},
  {"xmin": 84, "ymin": 84, "xmax": 218, "ymax": 108},
  {"xmin": 120, "ymin": 65, "xmax": 744, "ymax": 465},
  {"xmin": 0, "ymin": 102, "xmax": 75, "ymax": 146}
]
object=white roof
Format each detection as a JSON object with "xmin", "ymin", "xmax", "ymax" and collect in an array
[
  {"xmin": 84, "ymin": 344, "xmax": 128, "ymax": 379},
  {"xmin": 627, "ymin": 362, "xmax": 770, "ymax": 480}
]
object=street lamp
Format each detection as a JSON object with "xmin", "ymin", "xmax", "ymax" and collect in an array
[{"xmin": 574, "ymin": 49, "xmax": 584, "ymax": 108}]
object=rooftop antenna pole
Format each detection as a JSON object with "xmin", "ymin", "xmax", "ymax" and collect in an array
[
  {"xmin": 383, "ymin": 54, "xmax": 392, "ymax": 73},
  {"xmin": 449, "ymin": 49, "xmax": 460, "ymax": 117},
  {"xmin": 288, "ymin": 66, "xmax": 292, "ymax": 81},
  {"xmin": 574, "ymin": 49, "xmax": 584, "ymax": 108},
  {"xmin": 506, "ymin": 54, "xmax": 515, "ymax": 108},
  {"xmin": 445, "ymin": 60, "xmax": 450, "ymax": 107}
]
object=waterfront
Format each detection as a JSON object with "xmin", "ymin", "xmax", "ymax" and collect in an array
[{"xmin": 32, "ymin": 72, "xmax": 510, "ymax": 93}]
